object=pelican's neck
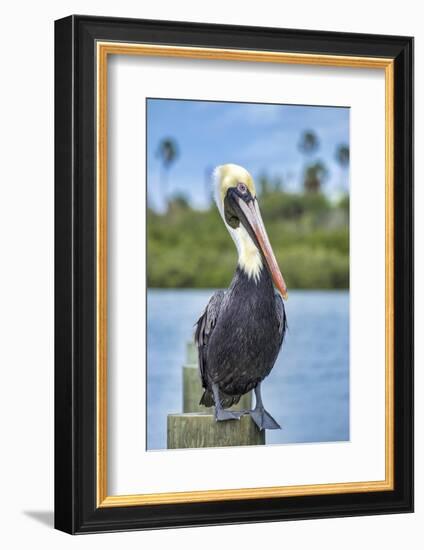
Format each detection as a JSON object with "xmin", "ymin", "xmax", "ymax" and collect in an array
[
  {"xmin": 213, "ymin": 179, "xmax": 263, "ymax": 283},
  {"xmin": 232, "ymin": 225, "xmax": 263, "ymax": 283}
]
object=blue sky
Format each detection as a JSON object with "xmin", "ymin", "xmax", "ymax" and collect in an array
[{"xmin": 147, "ymin": 98, "xmax": 349, "ymax": 211}]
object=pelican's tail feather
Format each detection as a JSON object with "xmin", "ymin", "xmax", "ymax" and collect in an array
[
  {"xmin": 199, "ymin": 389, "xmax": 242, "ymax": 409},
  {"xmin": 199, "ymin": 389, "xmax": 214, "ymax": 408}
]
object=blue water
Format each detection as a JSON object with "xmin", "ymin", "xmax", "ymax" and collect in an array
[{"xmin": 147, "ymin": 289, "xmax": 349, "ymax": 449}]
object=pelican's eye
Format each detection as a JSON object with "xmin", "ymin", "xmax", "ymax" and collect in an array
[{"xmin": 237, "ymin": 182, "xmax": 248, "ymax": 194}]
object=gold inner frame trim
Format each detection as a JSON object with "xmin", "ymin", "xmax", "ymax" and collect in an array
[{"xmin": 96, "ymin": 42, "xmax": 395, "ymax": 508}]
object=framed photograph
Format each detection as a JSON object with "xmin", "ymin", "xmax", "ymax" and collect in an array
[{"xmin": 54, "ymin": 15, "xmax": 413, "ymax": 533}]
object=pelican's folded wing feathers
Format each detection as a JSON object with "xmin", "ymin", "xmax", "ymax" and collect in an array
[
  {"xmin": 275, "ymin": 292, "xmax": 288, "ymax": 349},
  {"xmin": 194, "ymin": 290, "xmax": 225, "ymax": 394}
]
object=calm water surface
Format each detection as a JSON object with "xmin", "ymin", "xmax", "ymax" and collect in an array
[{"xmin": 147, "ymin": 289, "xmax": 349, "ymax": 450}]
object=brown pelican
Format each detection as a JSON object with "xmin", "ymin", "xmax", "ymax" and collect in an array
[{"xmin": 195, "ymin": 164, "xmax": 288, "ymax": 431}]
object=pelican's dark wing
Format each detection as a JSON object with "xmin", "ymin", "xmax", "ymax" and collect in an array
[
  {"xmin": 275, "ymin": 292, "xmax": 288, "ymax": 349},
  {"xmin": 194, "ymin": 290, "xmax": 225, "ymax": 390}
]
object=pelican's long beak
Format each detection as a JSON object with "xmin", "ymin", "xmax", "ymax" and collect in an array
[{"xmin": 237, "ymin": 197, "xmax": 288, "ymax": 300}]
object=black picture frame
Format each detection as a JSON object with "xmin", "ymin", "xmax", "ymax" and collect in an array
[{"xmin": 55, "ymin": 14, "xmax": 414, "ymax": 534}]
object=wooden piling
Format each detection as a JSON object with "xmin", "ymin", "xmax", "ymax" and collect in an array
[
  {"xmin": 167, "ymin": 413, "xmax": 265, "ymax": 449},
  {"xmin": 186, "ymin": 341, "xmax": 197, "ymax": 365},
  {"xmin": 183, "ymin": 365, "xmax": 203, "ymax": 413}
]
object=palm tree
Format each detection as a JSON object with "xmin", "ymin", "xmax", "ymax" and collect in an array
[
  {"xmin": 298, "ymin": 130, "xmax": 322, "ymax": 193},
  {"xmin": 335, "ymin": 144, "xmax": 350, "ymax": 191},
  {"xmin": 335, "ymin": 144, "xmax": 349, "ymax": 168},
  {"xmin": 303, "ymin": 161, "xmax": 329, "ymax": 193},
  {"xmin": 156, "ymin": 137, "xmax": 179, "ymax": 206},
  {"xmin": 298, "ymin": 130, "xmax": 319, "ymax": 155}
]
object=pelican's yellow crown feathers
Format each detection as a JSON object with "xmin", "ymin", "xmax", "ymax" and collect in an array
[{"xmin": 213, "ymin": 164, "xmax": 257, "ymax": 205}]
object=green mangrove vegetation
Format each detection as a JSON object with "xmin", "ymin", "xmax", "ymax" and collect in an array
[{"xmin": 147, "ymin": 189, "xmax": 349, "ymax": 290}]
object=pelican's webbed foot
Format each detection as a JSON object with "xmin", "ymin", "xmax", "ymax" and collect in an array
[
  {"xmin": 212, "ymin": 382, "xmax": 242, "ymax": 422},
  {"xmin": 250, "ymin": 407, "xmax": 281, "ymax": 430},
  {"xmin": 249, "ymin": 382, "xmax": 281, "ymax": 431},
  {"xmin": 215, "ymin": 408, "xmax": 243, "ymax": 422}
]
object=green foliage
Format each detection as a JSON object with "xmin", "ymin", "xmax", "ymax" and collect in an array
[
  {"xmin": 147, "ymin": 190, "xmax": 349, "ymax": 290},
  {"xmin": 257, "ymin": 172, "xmax": 284, "ymax": 196}
]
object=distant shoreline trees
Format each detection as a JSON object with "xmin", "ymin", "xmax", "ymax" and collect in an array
[
  {"xmin": 147, "ymin": 189, "xmax": 349, "ymax": 290},
  {"xmin": 148, "ymin": 130, "xmax": 350, "ymax": 289}
]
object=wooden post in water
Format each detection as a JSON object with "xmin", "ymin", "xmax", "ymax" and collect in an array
[
  {"xmin": 166, "ymin": 341, "xmax": 261, "ymax": 449},
  {"xmin": 186, "ymin": 341, "xmax": 197, "ymax": 364}
]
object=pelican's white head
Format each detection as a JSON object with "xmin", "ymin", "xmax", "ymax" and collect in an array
[{"xmin": 213, "ymin": 164, "xmax": 288, "ymax": 299}]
